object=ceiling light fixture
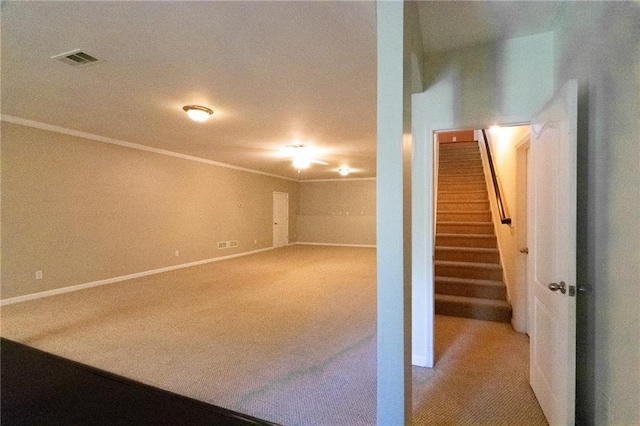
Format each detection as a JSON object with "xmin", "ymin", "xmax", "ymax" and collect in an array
[
  {"xmin": 285, "ymin": 144, "xmax": 328, "ymax": 172},
  {"xmin": 183, "ymin": 105, "xmax": 213, "ymax": 122},
  {"xmin": 293, "ymin": 157, "xmax": 311, "ymax": 170},
  {"xmin": 338, "ymin": 168, "xmax": 350, "ymax": 176}
]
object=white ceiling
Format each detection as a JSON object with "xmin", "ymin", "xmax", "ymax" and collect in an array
[{"xmin": 1, "ymin": 1, "xmax": 562, "ymax": 180}]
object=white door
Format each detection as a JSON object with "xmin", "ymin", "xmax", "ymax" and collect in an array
[
  {"xmin": 528, "ymin": 80, "xmax": 577, "ymax": 425},
  {"xmin": 273, "ymin": 192, "xmax": 289, "ymax": 248}
]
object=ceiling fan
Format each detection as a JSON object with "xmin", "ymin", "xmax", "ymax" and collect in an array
[{"xmin": 283, "ymin": 144, "xmax": 329, "ymax": 171}]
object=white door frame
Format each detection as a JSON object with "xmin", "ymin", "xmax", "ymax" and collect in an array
[
  {"xmin": 514, "ymin": 138, "xmax": 531, "ymax": 334},
  {"xmin": 411, "ymin": 115, "xmax": 529, "ymax": 368}
]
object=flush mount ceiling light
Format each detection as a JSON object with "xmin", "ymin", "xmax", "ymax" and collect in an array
[
  {"xmin": 183, "ymin": 105, "xmax": 213, "ymax": 122},
  {"xmin": 338, "ymin": 168, "xmax": 350, "ymax": 176}
]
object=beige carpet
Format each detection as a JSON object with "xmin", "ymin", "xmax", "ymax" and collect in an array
[{"xmin": 1, "ymin": 245, "xmax": 546, "ymax": 425}]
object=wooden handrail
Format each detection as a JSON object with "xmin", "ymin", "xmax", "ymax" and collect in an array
[{"xmin": 481, "ymin": 129, "xmax": 511, "ymax": 225}]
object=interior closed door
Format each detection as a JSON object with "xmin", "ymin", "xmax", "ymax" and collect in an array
[
  {"xmin": 273, "ymin": 192, "xmax": 289, "ymax": 248},
  {"xmin": 529, "ymin": 80, "xmax": 577, "ymax": 425}
]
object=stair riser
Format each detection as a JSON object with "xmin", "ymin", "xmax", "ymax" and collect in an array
[
  {"xmin": 440, "ymin": 155, "xmax": 481, "ymax": 164},
  {"xmin": 440, "ymin": 147, "xmax": 480, "ymax": 154},
  {"xmin": 436, "ymin": 235, "xmax": 497, "ymax": 248},
  {"xmin": 435, "ymin": 249, "xmax": 500, "ymax": 263},
  {"xmin": 438, "ymin": 175, "xmax": 485, "ymax": 184},
  {"xmin": 435, "ymin": 300, "xmax": 511, "ymax": 323},
  {"xmin": 437, "ymin": 212, "xmax": 493, "ymax": 222},
  {"xmin": 435, "ymin": 281, "xmax": 506, "ymax": 300},
  {"xmin": 439, "ymin": 157, "xmax": 482, "ymax": 165},
  {"xmin": 436, "ymin": 223, "xmax": 494, "ymax": 234},
  {"xmin": 439, "ymin": 167, "xmax": 485, "ymax": 176},
  {"xmin": 439, "ymin": 182, "xmax": 487, "ymax": 192},
  {"xmin": 435, "ymin": 264, "xmax": 503, "ymax": 281},
  {"xmin": 438, "ymin": 191, "xmax": 488, "ymax": 201},
  {"xmin": 438, "ymin": 201, "xmax": 489, "ymax": 212}
]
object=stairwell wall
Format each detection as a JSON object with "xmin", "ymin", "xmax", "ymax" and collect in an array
[{"xmin": 476, "ymin": 126, "xmax": 529, "ymax": 332}]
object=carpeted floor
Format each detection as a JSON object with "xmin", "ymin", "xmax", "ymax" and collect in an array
[{"xmin": 1, "ymin": 245, "xmax": 546, "ymax": 425}]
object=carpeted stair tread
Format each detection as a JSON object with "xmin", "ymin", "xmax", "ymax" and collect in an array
[
  {"xmin": 438, "ymin": 190, "xmax": 487, "ymax": 194},
  {"xmin": 438, "ymin": 200, "xmax": 488, "ymax": 204},
  {"xmin": 435, "ymin": 260, "xmax": 502, "ymax": 270},
  {"xmin": 437, "ymin": 221, "xmax": 493, "ymax": 226},
  {"xmin": 438, "ymin": 210, "xmax": 491, "ymax": 215},
  {"xmin": 435, "ymin": 276, "xmax": 505, "ymax": 287},
  {"xmin": 435, "ymin": 276, "xmax": 508, "ymax": 299},
  {"xmin": 435, "ymin": 294, "xmax": 511, "ymax": 309},
  {"xmin": 435, "ymin": 246, "xmax": 499, "ymax": 254},
  {"xmin": 439, "ymin": 160, "xmax": 483, "ymax": 166},
  {"xmin": 435, "ymin": 294, "xmax": 512, "ymax": 323},
  {"xmin": 438, "ymin": 191, "xmax": 488, "ymax": 201},
  {"xmin": 437, "ymin": 212, "xmax": 493, "ymax": 223},
  {"xmin": 437, "ymin": 233, "xmax": 496, "ymax": 238},
  {"xmin": 435, "ymin": 246, "xmax": 501, "ymax": 263}
]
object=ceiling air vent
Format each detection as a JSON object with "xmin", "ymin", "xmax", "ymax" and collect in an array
[{"xmin": 51, "ymin": 49, "xmax": 101, "ymax": 67}]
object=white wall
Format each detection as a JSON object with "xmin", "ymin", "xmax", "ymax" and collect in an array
[
  {"xmin": 553, "ymin": 3, "xmax": 640, "ymax": 425},
  {"xmin": 377, "ymin": 2, "xmax": 411, "ymax": 424},
  {"xmin": 421, "ymin": 32, "xmax": 554, "ymax": 129}
]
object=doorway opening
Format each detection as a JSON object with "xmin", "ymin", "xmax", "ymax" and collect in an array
[{"xmin": 433, "ymin": 125, "xmax": 530, "ymax": 342}]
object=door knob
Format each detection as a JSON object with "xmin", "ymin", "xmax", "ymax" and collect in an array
[
  {"xmin": 519, "ymin": 248, "xmax": 529, "ymax": 254},
  {"xmin": 548, "ymin": 281, "xmax": 566, "ymax": 294}
]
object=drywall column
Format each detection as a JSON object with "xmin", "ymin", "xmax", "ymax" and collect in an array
[
  {"xmin": 377, "ymin": 1, "xmax": 411, "ymax": 424},
  {"xmin": 411, "ymin": 94, "xmax": 434, "ymax": 368}
]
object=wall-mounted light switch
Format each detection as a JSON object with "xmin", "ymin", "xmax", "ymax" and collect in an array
[{"xmin": 35, "ymin": 270, "xmax": 43, "ymax": 279}]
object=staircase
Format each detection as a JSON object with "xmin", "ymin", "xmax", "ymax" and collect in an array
[{"xmin": 435, "ymin": 141, "xmax": 512, "ymax": 323}]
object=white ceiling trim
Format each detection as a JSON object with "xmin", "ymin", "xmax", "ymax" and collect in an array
[{"xmin": 0, "ymin": 115, "xmax": 298, "ymax": 182}]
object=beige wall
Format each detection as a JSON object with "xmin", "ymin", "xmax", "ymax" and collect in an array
[
  {"xmin": 1, "ymin": 122, "xmax": 299, "ymax": 299},
  {"xmin": 296, "ymin": 180, "xmax": 375, "ymax": 246},
  {"xmin": 477, "ymin": 126, "xmax": 529, "ymax": 332}
]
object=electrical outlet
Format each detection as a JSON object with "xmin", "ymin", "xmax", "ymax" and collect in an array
[
  {"xmin": 175, "ymin": 250, "xmax": 179, "ymax": 257},
  {"xmin": 229, "ymin": 240, "xmax": 238, "ymax": 248},
  {"xmin": 35, "ymin": 270, "xmax": 43, "ymax": 279}
]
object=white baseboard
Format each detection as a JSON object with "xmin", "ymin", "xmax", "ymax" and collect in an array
[
  {"xmin": 0, "ymin": 247, "xmax": 275, "ymax": 306},
  {"xmin": 295, "ymin": 242, "xmax": 376, "ymax": 248}
]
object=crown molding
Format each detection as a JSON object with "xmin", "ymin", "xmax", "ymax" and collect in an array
[{"xmin": 1, "ymin": 115, "xmax": 299, "ymax": 182}]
